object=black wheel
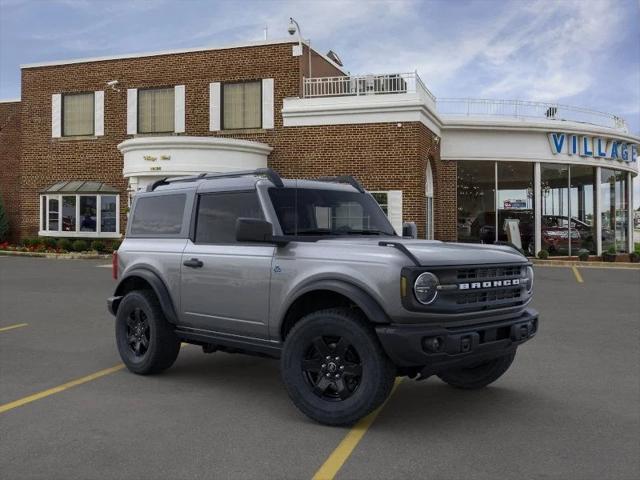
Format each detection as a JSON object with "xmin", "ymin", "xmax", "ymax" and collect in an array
[
  {"xmin": 437, "ymin": 350, "xmax": 516, "ymax": 389},
  {"xmin": 281, "ymin": 308, "xmax": 396, "ymax": 426},
  {"xmin": 115, "ymin": 290, "xmax": 180, "ymax": 375}
]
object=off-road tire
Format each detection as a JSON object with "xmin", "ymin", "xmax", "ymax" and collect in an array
[
  {"xmin": 437, "ymin": 350, "xmax": 516, "ymax": 389},
  {"xmin": 115, "ymin": 290, "xmax": 180, "ymax": 375},
  {"xmin": 281, "ymin": 308, "xmax": 396, "ymax": 426}
]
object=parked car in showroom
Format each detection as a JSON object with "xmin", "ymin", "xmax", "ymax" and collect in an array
[{"xmin": 108, "ymin": 169, "xmax": 538, "ymax": 426}]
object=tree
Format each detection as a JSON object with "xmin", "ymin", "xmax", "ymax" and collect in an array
[{"xmin": 0, "ymin": 193, "xmax": 9, "ymax": 242}]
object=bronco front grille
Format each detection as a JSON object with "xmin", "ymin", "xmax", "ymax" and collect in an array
[
  {"xmin": 456, "ymin": 287, "xmax": 522, "ymax": 305},
  {"xmin": 456, "ymin": 265, "xmax": 522, "ymax": 280}
]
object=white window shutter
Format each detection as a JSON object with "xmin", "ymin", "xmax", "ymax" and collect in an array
[
  {"xmin": 262, "ymin": 78, "xmax": 274, "ymax": 129},
  {"xmin": 174, "ymin": 85, "xmax": 185, "ymax": 133},
  {"xmin": 209, "ymin": 82, "xmax": 221, "ymax": 131},
  {"xmin": 94, "ymin": 91, "xmax": 104, "ymax": 136},
  {"xmin": 386, "ymin": 190, "xmax": 403, "ymax": 234},
  {"xmin": 127, "ymin": 88, "xmax": 137, "ymax": 135},
  {"xmin": 51, "ymin": 94, "xmax": 62, "ymax": 138}
]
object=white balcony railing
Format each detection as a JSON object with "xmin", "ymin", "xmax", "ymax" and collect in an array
[
  {"xmin": 303, "ymin": 72, "xmax": 436, "ymax": 102},
  {"xmin": 302, "ymin": 74, "xmax": 628, "ymax": 132},
  {"xmin": 436, "ymin": 98, "xmax": 628, "ymax": 132}
]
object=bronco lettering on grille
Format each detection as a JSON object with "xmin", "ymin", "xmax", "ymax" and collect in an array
[{"xmin": 458, "ymin": 279, "xmax": 520, "ymax": 290}]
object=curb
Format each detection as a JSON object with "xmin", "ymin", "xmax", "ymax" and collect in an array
[
  {"xmin": 0, "ymin": 250, "xmax": 111, "ymax": 260},
  {"xmin": 531, "ymin": 259, "xmax": 640, "ymax": 269}
]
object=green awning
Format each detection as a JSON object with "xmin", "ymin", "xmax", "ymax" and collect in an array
[{"xmin": 41, "ymin": 181, "xmax": 119, "ymax": 194}]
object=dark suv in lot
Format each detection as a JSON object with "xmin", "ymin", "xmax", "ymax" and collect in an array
[{"xmin": 108, "ymin": 169, "xmax": 538, "ymax": 425}]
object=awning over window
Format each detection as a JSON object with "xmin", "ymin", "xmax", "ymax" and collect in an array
[{"xmin": 41, "ymin": 181, "xmax": 119, "ymax": 194}]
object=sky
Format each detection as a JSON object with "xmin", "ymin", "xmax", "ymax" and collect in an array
[{"xmin": 1, "ymin": 0, "xmax": 639, "ymax": 204}]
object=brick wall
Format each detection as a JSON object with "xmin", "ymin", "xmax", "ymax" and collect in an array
[
  {"xmin": 13, "ymin": 40, "xmax": 450, "ymax": 241},
  {"xmin": 0, "ymin": 101, "xmax": 21, "ymax": 241}
]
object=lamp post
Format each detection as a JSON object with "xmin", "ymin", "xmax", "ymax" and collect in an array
[{"xmin": 288, "ymin": 17, "xmax": 312, "ymax": 95}]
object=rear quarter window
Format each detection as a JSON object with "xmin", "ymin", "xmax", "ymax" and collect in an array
[{"xmin": 130, "ymin": 194, "xmax": 186, "ymax": 236}]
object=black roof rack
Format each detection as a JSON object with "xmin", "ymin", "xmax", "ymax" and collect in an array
[
  {"xmin": 146, "ymin": 168, "xmax": 284, "ymax": 192},
  {"xmin": 316, "ymin": 175, "xmax": 365, "ymax": 193}
]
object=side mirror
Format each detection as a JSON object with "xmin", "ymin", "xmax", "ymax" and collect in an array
[
  {"xmin": 402, "ymin": 221, "xmax": 417, "ymax": 239},
  {"xmin": 236, "ymin": 218, "xmax": 289, "ymax": 245}
]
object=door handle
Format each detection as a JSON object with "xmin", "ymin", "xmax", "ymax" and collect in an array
[{"xmin": 183, "ymin": 258, "xmax": 203, "ymax": 268}]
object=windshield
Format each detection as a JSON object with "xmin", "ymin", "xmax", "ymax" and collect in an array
[{"xmin": 268, "ymin": 187, "xmax": 396, "ymax": 237}]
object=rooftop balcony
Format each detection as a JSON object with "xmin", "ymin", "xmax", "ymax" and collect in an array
[{"xmin": 302, "ymin": 73, "xmax": 628, "ymax": 132}]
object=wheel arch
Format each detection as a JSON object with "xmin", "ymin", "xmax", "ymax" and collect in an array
[
  {"xmin": 113, "ymin": 269, "xmax": 178, "ymax": 324},
  {"xmin": 280, "ymin": 280, "xmax": 390, "ymax": 341}
]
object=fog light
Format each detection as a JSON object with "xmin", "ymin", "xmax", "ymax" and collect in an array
[{"xmin": 423, "ymin": 336, "xmax": 443, "ymax": 353}]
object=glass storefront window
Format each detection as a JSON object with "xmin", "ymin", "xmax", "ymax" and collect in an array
[
  {"xmin": 101, "ymin": 195, "xmax": 117, "ymax": 233},
  {"xmin": 569, "ymin": 165, "xmax": 596, "ymax": 254},
  {"xmin": 541, "ymin": 164, "xmax": 571, "ymax": 256},
  {"xmin": 62, "ymin": 196, "xmax": 76, "ymax": 232},
  {"xmin": 602, "ymin": 169, "xmax": 629, "ymax": 253},
  {"xmin": 79, "ymin": 196, "xmax": 97, "ymax": 232},
  {"xmin": 48, "ymin": 197, "xmax": 59, "ymax": 231},
  {"xmin": 615, "ymin": 171, "xmax": 628, "ymax": 253},
  {"xmin": 457, "ymin": 161, "xmax": 496, "ymax": 243},
  {"xmin": 497, "ymin": 162, "xmax": 534, "ymax": 254}
]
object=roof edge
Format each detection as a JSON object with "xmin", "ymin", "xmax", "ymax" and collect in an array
[{"xmin": 20, "ymin": 38, "xmax": 302, "ymax": 69}]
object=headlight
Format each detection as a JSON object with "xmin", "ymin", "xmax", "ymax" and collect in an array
[
  {"xmin": 525, "ymin": 266, "xmax": 534, "ymax": 293},
  {"xmin": 414, "ymin": 272, "xmax": 439, "ymax": 305}
]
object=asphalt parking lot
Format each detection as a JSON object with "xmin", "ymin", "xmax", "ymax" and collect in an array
[{"xmin": 0, "ymin": 256, "xmax": 638, "ymax": 480}]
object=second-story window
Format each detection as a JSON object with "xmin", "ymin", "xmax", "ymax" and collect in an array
[
  {"xmin": 138, "ymin": 87, "xmax": 175, "ymax": 133},
  {"xmin": 222, "ymin": 81, "xmax": 261, "ymax": 129},
  {"xmin": 63, "ymin": 92, "xmax": 94, "ymax": 136}
]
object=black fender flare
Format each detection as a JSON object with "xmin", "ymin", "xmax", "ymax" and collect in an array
[
  {"xmin": 113, "ymin": 268, "xmax": 178, "ymax": 324},
  {"xmin": 283, "ymin": 279, "xmax": 391, "ymax": 325}
]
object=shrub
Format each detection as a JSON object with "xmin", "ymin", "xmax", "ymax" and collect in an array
[
  {"xmin": 630, "ymin": 252, "xmax": 640, "ymax": 263},
  {"xmin": 41, "ymin": 237, "xmax": 58, "ymax": 249},
  {"xmin": 110, "ymin": 239, "xmax": 122, "ymax": 251},
  {"xmin": 577, "ymin": 249, "xmax": 589, "ymax": 261},
  {"xmin": 537, "ymin": 249, "xmax": 549, "ymax": 260},
  {"xmin": 90, "ymin": 240, "xmax": 106, "ymax": 252},
  {"xmin": 0, "ymin": 193, "xmax": 9, "ymax": 242},
  {"xmin": 57, "ymin": 238, "xmax": 73, "ymax": 251},
  {"xmin": 71, "ymin": 239, "xmax": 88, "ymax": 252},
  {"xmin": 22, "ymin": 237, "xmax": 37, "ymax": 247},
  {"xmin": 606, "ymin": 245, "xmax": 617, "ymax": 254}
]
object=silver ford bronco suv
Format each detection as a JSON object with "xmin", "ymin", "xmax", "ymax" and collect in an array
[{"xmin": 108, "ymin": 168, "xmax": 537, "ymax": 426}]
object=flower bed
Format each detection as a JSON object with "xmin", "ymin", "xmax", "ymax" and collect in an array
[{"xmin": 0, "ymin": 237, "xmax": 121, "ymax": 255}]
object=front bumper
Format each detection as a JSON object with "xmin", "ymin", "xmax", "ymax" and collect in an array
[{"xmin": 375, "ymin": 308, "xmax": 538, "ymax": 376}]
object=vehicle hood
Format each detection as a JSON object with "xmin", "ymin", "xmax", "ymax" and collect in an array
[{"xmin": 315, "ymin": 237, "xmax": 528, "ymax": 266}]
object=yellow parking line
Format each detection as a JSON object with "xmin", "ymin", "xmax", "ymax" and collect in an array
[
  {"xmin": 0, "ymin": 364, "xmax": 125, "ymax": 414},
  {"xmin": 312, "ymin": 377, "xmax": 403, "ymax": 480},
  {"xmin": 0, "ymin": 323, "xmax": 28, "ymax": 333},
  {"xmin": 572, "ymin": 266, "xmax": 584, "ymax": 283}
]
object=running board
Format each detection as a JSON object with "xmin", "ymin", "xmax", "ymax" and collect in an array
[{"xmin": 175, "ymin": 326, "xmax": 282, "ymax": 358}]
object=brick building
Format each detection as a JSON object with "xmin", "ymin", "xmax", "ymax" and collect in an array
[{"xmin": 1, "ymin": 38, "xmax": 638, "ymax": 255}]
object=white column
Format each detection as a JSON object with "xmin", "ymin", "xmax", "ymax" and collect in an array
[
  {"xmin": 628, "ymin": 171, "xmax": 634, "ymax": 253},
  {"xmin": 595, "ymin": 167, "xmax": 602, "ymax": 256},
  {"xmin": 534, "ymin": 162, "xmax": 541, "ymax": 255}
]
